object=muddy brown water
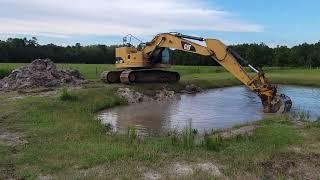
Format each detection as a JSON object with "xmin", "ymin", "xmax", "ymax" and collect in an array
[{"xmin": 97, "ymin": 86, "xmax": 320, "ymax": 135}]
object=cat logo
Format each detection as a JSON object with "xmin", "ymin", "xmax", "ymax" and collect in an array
[
  {"xmin": 183, "ymin": 44, "xmax": 192, "ymax": 51},
  {"xmin": 181, "ymin": 41, "xmax": 196, "ymax": 52}
]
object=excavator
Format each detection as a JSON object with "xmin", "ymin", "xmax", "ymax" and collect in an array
[{"xmin": 101, "ymin": 32, "xmax": 292, "ymax": 113}]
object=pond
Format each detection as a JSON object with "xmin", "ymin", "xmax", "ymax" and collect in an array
[{"xmin": 97, "ymin": 85, "xmax": 320, "ymax": 135}]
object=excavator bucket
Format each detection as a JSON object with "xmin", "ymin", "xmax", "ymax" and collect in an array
[{"xmin": 262, "ymin": 94, "xmax": 292, "ymax": 113}]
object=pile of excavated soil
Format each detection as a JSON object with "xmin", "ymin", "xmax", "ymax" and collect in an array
[
  {"xmin": 0, "ymin": 59, "xmax": 87, "ymax": 91},
  {"xmin": 181, "ymin": 84, "xmax": 202, "ymax": 94},
  {"xmin": 154, "ymin": 89, "xmax": 175, "ymax": 101},
  {"xmin": 117, "ymin": 88, "xmax": 152, "ymax": 104},
  {"xmin": 117, "ymin": 88, "xmax": 176, "ymax": 104}
]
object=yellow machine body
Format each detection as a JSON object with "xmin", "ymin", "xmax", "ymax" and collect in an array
[
  {"xmin": 115, "ymin": 46, "xmax": 171, "ymax": 69},
  {"xmin": 115, "ymin": 47, "xmax": 150, "ymax": 69}
]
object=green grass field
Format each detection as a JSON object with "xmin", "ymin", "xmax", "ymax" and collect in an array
[
  {"xmin": 1, "ymin": 63, "xmax": 320, "ymax": 87},
  {"xmin": 1, "ymin": 63, "xmax": 320, "ymax": 179}
]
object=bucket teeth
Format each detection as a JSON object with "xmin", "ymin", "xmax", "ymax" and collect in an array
[
  {"xmin": 263, "ymin": 94, "xmax": 292, "ymax": 113},
  {"xmin": 279, "ymin": 94, "xmax": 293, "ymax": 112}
]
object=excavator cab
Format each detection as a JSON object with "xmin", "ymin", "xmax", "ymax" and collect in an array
[
  {"xmin": 116, "ymin": 34, "xmax": 171, "ymax": 68},
  {"xmin": 150, "ymin": 48, "xmax": 170, "ymax": 64}
]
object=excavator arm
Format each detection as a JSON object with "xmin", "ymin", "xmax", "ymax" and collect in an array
[{"xmin": 142, "ymin": 33, "xmax": 292, "ymax": 113}]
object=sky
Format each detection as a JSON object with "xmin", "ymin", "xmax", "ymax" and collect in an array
[{"xmin": 0, "ymin": 0, "xmax": 319, "ymax": 47}]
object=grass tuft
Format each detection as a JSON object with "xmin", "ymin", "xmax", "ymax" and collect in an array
[
  {"xmin": 290, "ymin": 110, "xmax": 311, "ymax": 121},
  {"xmin": 127, "ymin": 126, "xmax": 138, "ymax": 144},
  {"xmin": 59, "ymin": 88, "xmax": 78, "ymax": 101},
  {"xmin": 0, "ymin": 68, "xmax": 12, "ymax": 79},
  {"xmin": 167, "ymin": 120, "xmax": 198, "ymax": 149},
  {"xmin": 182, "ymin": 120, "xmax": 195, "ymax": 149},
  {"xmin": 312, "ymin": 119, "xmax": 320, "ymax": 128},
  {"xmin": 203, "ymin": 132, "xmax": 223, "ymax": 151},
  {"xmin": 169, "ymin": 129, "xmax": 179, "ymax": 146},
  {"xmin": 104, "ymin": 122, "xmax": 113, "ymax": 133},
  {"xmin": 306, "ymin": 118, "xmax": 320, "ymax": 128}
]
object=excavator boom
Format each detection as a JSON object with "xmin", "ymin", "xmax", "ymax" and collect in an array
[{"xmin": 102, "ymin": 33, "xmax": 292, "ymax": 113}]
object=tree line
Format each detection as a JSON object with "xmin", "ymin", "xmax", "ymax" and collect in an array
[{"xmin": 1, "ymin": 37, "xmax": 320, "ymax": 67}]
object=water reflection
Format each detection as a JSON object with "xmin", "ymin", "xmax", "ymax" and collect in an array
[{"xmin": 97, "ymin": 85, "xmax": 320, "ymax": 134}]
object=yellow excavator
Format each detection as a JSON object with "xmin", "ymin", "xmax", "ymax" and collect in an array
[{"xmin": 101, "ymin": 32, "xmax": 292, "ymax": 113}]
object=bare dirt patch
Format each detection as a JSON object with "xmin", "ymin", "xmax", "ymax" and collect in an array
[
  {"xmin": 143, "ymin": 171, "xmax": 162, "ymax": 180},
  {"xmin": 36, "ymin": 174, "xmax": 53, "ymax": 180},
  {"xmin": 170, "ymin": 162, "xmax": 194, "ymax": 176},
  {"xmin": 0, "ymin": 164, "xmax": 16, "ymax": 180},
  {"xmin": 75, "ymin": 161, "xmax": 223, "ymax": 179},
  {"xmin": 196, "ymin": 162, "xmax": 222, "ymax": 177},
  {"xmin": 260, "ymin": 152, "xmax": 320, "ymax": 179},
  {"xmin": 220, "ymin": 125, "xmax": 258, "ymax": 138},
  {"xmin": 162, "ymin": 162, "xmax": 223, "ymax": 178},
  {"xmin": 0, "ymin": 129, "xmax": 28, "ymax": 146}
]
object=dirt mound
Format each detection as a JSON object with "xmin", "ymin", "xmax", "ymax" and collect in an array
[
  {"xmin": 154, "ymin": 89, "xmax": 175, "ymax": 101},
  {"xmin": 117, "ymin": 88, "xmax": 176, "ymax": 104},
  {"xmin": 0, "ymin": 59, "xmax": 87, "ymax": 91},
  {"xmin": 117, "ymin": 88, "xmax": 152, "ymax": 104},
  {"xmin": 182, "ymin": 84, "xmax": 202, "ymax": 94}
]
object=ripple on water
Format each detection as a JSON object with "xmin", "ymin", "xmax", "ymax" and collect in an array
[{"xmin": 97, "ymin": 85, "xmax": 320, "ymax": 135}]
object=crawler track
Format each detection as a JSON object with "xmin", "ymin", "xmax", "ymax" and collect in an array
[
  {"xmin": 120, "ymin": 69, "xmax": 180, "ymax": 84},
  {"xmin": 102, "ymin": 71, "xmax": 123, "ymax": 83},
  {"xmin": 102, "ymin": 69, "xmax": 180, "ymax": 84}
]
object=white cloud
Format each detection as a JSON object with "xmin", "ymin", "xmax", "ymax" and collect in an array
[{"xmin": 0, "ymin": 0, "xmax": 263, "ymax": 38}]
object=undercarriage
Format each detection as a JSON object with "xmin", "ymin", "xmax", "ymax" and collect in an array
[{"xmin": 101, "ymin": 69, "xmax": 180, "ymax": 84}]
